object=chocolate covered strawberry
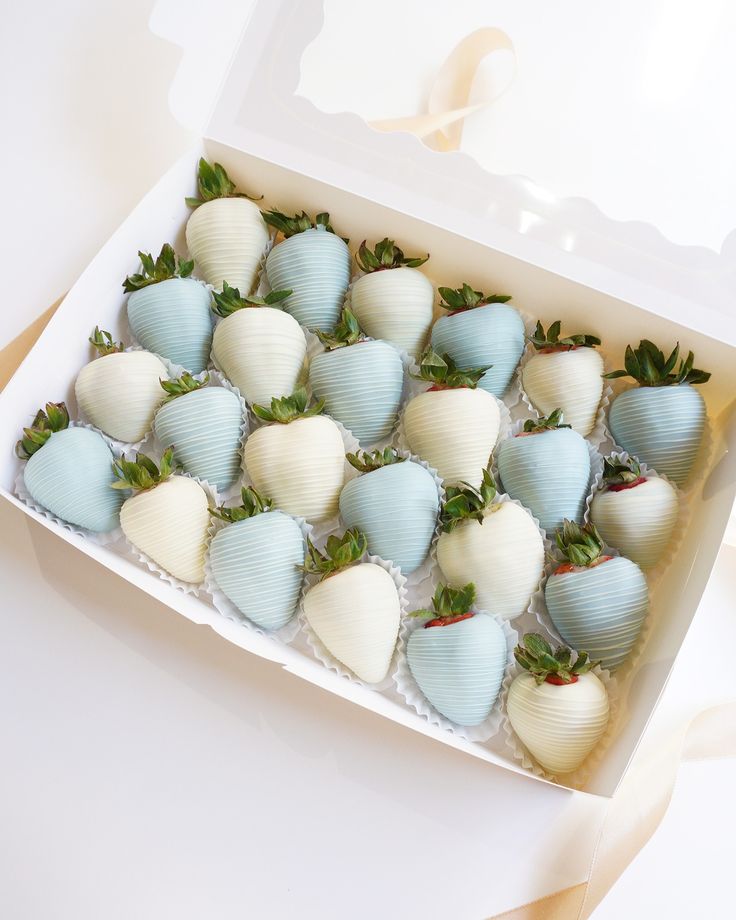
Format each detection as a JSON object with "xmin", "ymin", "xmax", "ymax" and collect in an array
[
  {"xmin": 302, "ymin": 529, "xmax": 401, "ymax": 683},
  {"xmin": 113, "ymin": 447, "xmax": 210, "ymax": 584},
  {"xmin": 209, "ymin": 487, "xmax": 305, "ymax": 630},
  {"xmin": 263, "ymin": 210, "xmax": 351, "ymax": 331},
  {"xmin": 496, "ymin": 410, "xmax": 590, "ymax": 534},
  {"xmin": 153, "ymin": 372, "xmax": 243, "ymax": 492},
  {"xmin": 436, "ymin": 469, "xmax": 544, "ymax": 619},
  {"xmin": 589, "ymin": 456, "xmax": 678, "ymax": 570},
  {"xmin": 17, "ymin": 402, "xmax": 123, "ymax": 533},
  {"xmin": 522, "ymin": 321, "xmax": 603, "ymax": 436},
  {"xmin": 244, "ymin": 388, "xmax": 344, "ymax": 522},
  {"xmin": 211, "ymin": 283, "xmax": 305, "ymax": 406},
  {"xmin": 406, "ymin": 582, "xmax": 507, "ymax": 726},
  {"xmin": 309, "ymin": 307, "xmax": 404, "ymax": 445},
  {"xmin": 605, "ymin": 340, "xmax": 710, "ymax": 486},
  {"xmin": 507, "ymin": 633, "xmax": 609, "ymax": 775},
  {"xmin": 124, "ymin": 243, "xmax": 212, "ymax": 374},
  {"xmin": 350, "ymin": 239, "xmax": 433, "ymax": 358},
  {"xmin": 403, "ymin": 349, "xmax": 500, "ymax": 488},
  {"xmin": 339, "ymin": 448, "xmax": 439, "ymax": 574},
  {"xmin": 185, "ymin": 158, "xmax": 269, "ymax": 293},
  {"xmin": 431, "ymin": 283, "xmax": 524, "ymax": 397},
  {"xmin": 75, "ymin": 327, "xmax": 169, "ymax": 443},
  {"xmin": 545, "ymin": 520, "xmax": 648, "ymax": 670}
]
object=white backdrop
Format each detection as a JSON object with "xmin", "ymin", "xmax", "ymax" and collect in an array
[{"xmin": 1, "ymin": 1, "xmax": 734, "ymax": 916}]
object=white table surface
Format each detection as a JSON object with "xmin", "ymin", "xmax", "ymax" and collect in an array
[{"xmin": 1, "ymin": 2, "xmax": 734, "ymax": 917}]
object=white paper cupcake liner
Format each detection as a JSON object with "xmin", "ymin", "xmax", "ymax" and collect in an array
[
  {"xmin": 393, "ymin": 607, "xmax": 518, "ymax": 743},
  {"xmin": 501, "ymin": 660, "xmax": 620, "ymax": 790},
  {"xmin": 203, "ymin": 511, "xmax": 313, "ymax": 644},
  {"xmin": 118, "ymin": 473, "xmax": 220, "ymax": 597},
  {"xmin": 515, "ymin": 342, "xmax": 613, "ymax": 451},
  {"xmin": 299, "ymin": 553, "xmax": 409, "ymax": 692}
]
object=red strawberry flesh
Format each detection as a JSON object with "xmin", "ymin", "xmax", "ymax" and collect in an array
[
  {"xmin": 425, "ymin": 612, "xmax": 474, "ymax": 628},
  {"xmin": 553, "ymin": 555, "xmax": 613, "ymax": 575},
  {"xmin": 607, "ymin": 477, "xmax": 647, "ymax": 493},
  {"xmin": 544, "ymin": 674, "xmax": 579, "ymax": 685}
]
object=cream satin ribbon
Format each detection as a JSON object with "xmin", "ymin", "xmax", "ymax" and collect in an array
[{"xmin": 369, "ymin": 27, "xmax": 515, "ymax": 152}]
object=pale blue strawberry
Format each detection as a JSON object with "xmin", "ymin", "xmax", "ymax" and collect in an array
[
  {"xmin": 545, "ymin": 521, "xmax": 648, "ymax": 671},
  {"xmin": 406, "ymin": 583, "xmax": 507, "ymax": 726},
  {"xmin": 263, "ymin": 211, "xmax": 350, "ymax": 331},
  {"xmin": 153, "ymin": 373, "xmax": 243, "ymax": 492},
  {"xmin": 124, "ymin": 243, "xmax": 213, "ymax": 374},
  {"xmin": 209, "ymin": 488, "xmax": 305, "ymax": 630},
  {"xmin": 339, "ymin": 449, "xmax": 438, "ymax": 574},
  {"xmin": 497, "ymin": 410, "xmax": 590, "ymax": 534},
  {"xmin": 605, "ymin": 340, "xmax": 709, "ymax": 486},
  {"xmin": 309, "ymin": 308, "xmax": 404, "ymax": 444},
  {"xmin": 17, "ymin": 402, "xmax": 123, "ymax": 532},
  {"xmin": 431, "ymin": 283, "xmax": 524, "ymax": 397}
]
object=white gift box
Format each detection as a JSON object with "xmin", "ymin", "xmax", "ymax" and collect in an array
[{"xmin": 1, "ymin": 0, "xmax": 734, "ymax": 797}]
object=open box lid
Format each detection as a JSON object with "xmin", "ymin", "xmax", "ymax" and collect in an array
[{"xmin": 154, "ymin": 0, "xmax": 735, "ymax": 347}]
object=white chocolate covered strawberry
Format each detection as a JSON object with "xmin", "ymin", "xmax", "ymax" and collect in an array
[
  {"xmin": 244, "ymin": 388, "xmax": 345, "ymax": 522},
  {"xmin": 113, "ymin": 448, "xmax": 211, "ymax": 584},
  {"xmin": 436, "ymin": 470, "xmax": 543, "ymax": 619},
  {"xmin": 211, "ymin": 284, "xmax": 306, "ymax": 406},
  {"xmin": 507, "ymin": 634, "xmax": 609, "ymax": 775},
  {"xmin": 75, "ymin": 327, "xmax": 168, "ymax": 443},
  {"xmin": 350, "ymin": 239, "xmax": 433, "ymax": 358},
  {"xmin": 302, "ymin": 530, "xmax": 401, "ymax": 683},
  {"xmin": 403, "ymin": 349, "xmax": 500, "ymax": 488},
  {"xmin": 185, "ymin": 159, "xmax": 269, "ymax": 293},
  {"xmin": 522, "ymin": 321, "xmax": 603, "ymax": 436}
]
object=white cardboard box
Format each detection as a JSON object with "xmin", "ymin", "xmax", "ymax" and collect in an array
[{"xmin": 1, "ymin": 0, "xmax": 734, "ymax": 796}]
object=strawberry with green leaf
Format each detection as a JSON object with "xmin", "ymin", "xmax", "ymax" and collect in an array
[
  {"xmin": 431, "ymin": 282, "xmax": 524, "ymax": 397},
  {"xmin": 244, "ymin": 387, "xmax": 345, "ymax": 523},
  {"xmin": 350, "ymin": 238, "xmax": 433, "ymax": 358},
  {"xmin": 403, "ymin": 348, "xmax": 500, "ymax": 488},
  {"xmin": 605, "ymin": 340, "xmax": 710, "ymax": 485},
  {"xmin": 124, "ymin": 243, "xmax": 213, "ymax": 374},
  {"xmin": 114, "ymin": 447, "xmax": 210, "ymax": 584},
  {"xmin": 153, "ymin": 372, "xmax": 243, "ymax": 492},
  {"xmin": 17, "ymin": 402, "xmax": 123, "ymax": 533},
  {"xmin": 75, "ymin": 327, "xmax": 169, "ymax": 443},
  {"xmin": 185, "ymin": 158, "xmax": 269, "ymax": 293},
  {"xmin": 308, "ymin": 307, "xmax": 404, "ymax": 444},
  {"xmin": 263, "ymin": 210, "xmax": 351, "ymax": 332},
  {"xmin": 406, "ymin": 582, "xmax": 507, "ymax": 726},
  {"xmin": 211, "ymin": 283, "xmax": 306, "ymax": 406},
  {"xmin": 507, "ymin": 633, "xmax": 609, "ymax": 775},
  {"xmin": 302, "ymin": 529, "xmax": 401, "ymax": 683}
]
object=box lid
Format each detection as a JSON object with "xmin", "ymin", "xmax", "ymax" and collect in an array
[{"xmin": 154, "ymin": 0, "xmax": 736, "ymax": 346}]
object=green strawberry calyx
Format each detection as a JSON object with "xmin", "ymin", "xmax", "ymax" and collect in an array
[
  {"xmin": 529, "ymin": 320, "xmax": 600, "ymax": 351},
  {"xmin": 316, "ymin": 306, "xmax": 366, "ymax": 350},
  {"xmin": 554, "ymin": 520, "xmax": 607, "ymax": 570},
  {"xmin": 89, "ymin": 326, "xmax": 124, "ymax": 356},
  {"xmin": 439, "ymin": 468, "xmax": 497, "ymax": 532},
  {"xmin": 519, "ymin": 409, "xmax": 571, "ymax": 435},
  {"xmin": 302, "ymin": 528, "xmax": 367, "ymax": 580},
  {"xmin": 160, "ymin": 372, "xmax": 209, "ymax": 402},
  {"xmin": 210, "ymin": 486, "xmax": 272, "ymax": 523},
  {"xmin": 262, "ymin": 209, "xmax": 348, "ymax": 243},
  {"xmin": 15, "ymin": 401, "xmax": 70, "ymax": 459},
  {"xmin": 410, "ymin": 582, "xmax": 476, "ymax": 627},
  {"xmin": 355, "ymin": 238, "xmax": 428, "ymax": 273},
  {"xmin": 413, "ymin": 348, "xmax": 490, "ymax": 390},
  {"xmin": 111, "ymin": 447, "xmax": 176, "ymax": 492},
  {"xmin": 600, "ymin": 456, "xmax": 644, "ymax": 489},
  {"xmin": 604, "ymin": 340, "xmax": 710, "ymax": 387},
  {"xmin": 346, "ymin": 447, "xmax": 406, "ymax": 473},
  {"xmin": 123, "ymin": 244, "xmax": 194, "ymax": 293},
  {"xmin": 252, "ymin": 386, "xmax": 324, "ymax": 424},
  {"xmin": 211, "ymin": 282, "xmax": 292, "ymax": 318},
  {"xmin": 185, "ymin": 158, "xmax": 261, "ymax": 208},
  {"xmin": 514, "ymin": 633, "xmax": 597, "ymax": 685},
  {"xmin": 438, "ymin": 283, "xmax": 511, "ymax": 313}
]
